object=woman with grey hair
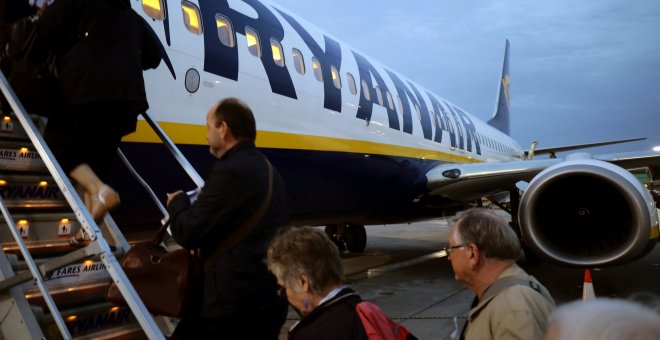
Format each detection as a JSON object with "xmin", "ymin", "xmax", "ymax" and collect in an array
[
  {"xmin": 545, "ymin": 298, "xmax": 660, "ymax": 340},
  {"xmin": 267, "ymin": 226, "xmax": 416, "ymax": 339}
]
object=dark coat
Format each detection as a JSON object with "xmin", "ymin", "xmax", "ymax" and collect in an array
[
  {"xmin": 168, "ymin": 141, "xmax": 290, "ymax": 319},
  {"xmin": 39, "ymin": 0, "xmax": 161, "ymax": 111},
  {"xmin": 289, "ymin": 287, "xmax": 369, "ymax": 340},
  {"xmin": 37, "ymin": 0, "xmax": 161, "ymax": 176}
]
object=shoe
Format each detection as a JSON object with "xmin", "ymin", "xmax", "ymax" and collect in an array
[
  {"xmin": 69, "ymin": 230, "xmax": 91, "ymax": 248},
  {"xmin": 91, "ymin": 185, "xmax": 120, "ymax": 223}
]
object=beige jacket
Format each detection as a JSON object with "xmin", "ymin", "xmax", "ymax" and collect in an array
[{"xmin": 464, "ymin": 263, "xmax": 556, "ymax": 340}]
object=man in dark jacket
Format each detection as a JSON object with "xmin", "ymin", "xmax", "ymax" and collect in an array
[{"xmin": 167, "ymin": 98, "xmax": 290, "ymax": 339}]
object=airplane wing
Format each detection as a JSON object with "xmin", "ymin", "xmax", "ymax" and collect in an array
[
  {"xmin": 426, "ymin": 151, "xmax": 660, "ymax": 202},
  {"xmin": 525, "ymin": 137, "xmax": 646, "ymax": 157},
  {"xmin": 595, "ymin": 150, "xmax": 660, "ymax": 173},
  {"xmin": 426, "ymin": 158, "xmax": 559, "ymax": 201}
]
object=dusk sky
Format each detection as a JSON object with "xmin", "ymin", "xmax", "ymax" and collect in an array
[{"xmin": 272, "ymin": 0, "xmax": 660, "ymax": 155}]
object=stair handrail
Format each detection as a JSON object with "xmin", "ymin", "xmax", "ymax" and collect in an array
[
  {"xmin": 0, "ymin": 71, "xmax": 164, "ymax": 339},
  {"xmin": 140, "ymin": 110, "xmax": 205, "ymax": 188}
]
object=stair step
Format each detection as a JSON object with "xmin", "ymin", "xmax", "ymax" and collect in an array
[
  {"xmin": 0, "ymin": 174, "xmax": 67, "ymax": 209},
  {"xmin": 0, "ymin": 212, "xmax": 80, "ymax": 246},
  {"xmin": 0, "ymin": 113, "xmax": 48, "ymax": 141},
  {"xmin": 0, "ymin": 139, "xmax": 47, "ymax": 172},
  {"xmin": 38, "ymin": 302, "xmax": 143, "ymax": 339}
]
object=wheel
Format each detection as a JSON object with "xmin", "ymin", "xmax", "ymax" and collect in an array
[
  {"xmin": 324, "ymin": 224, "xmax": 337, "ymax": 238},
  {"xmin": 345, "ymin": 224, "xmax": 367, "ymax": 253},
  {"xmin": 325, "ymin": 224, "xmax": 345, "ymax": 251}
]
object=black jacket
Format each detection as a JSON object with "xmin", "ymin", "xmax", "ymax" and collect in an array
[
  {"xmin": 289, "ymin": 288, "xmax": 369, "ymax": 340},
  {"xmin": 168, "ymin": 141, "xmax": 290, "ymax": 318},
  {"xmin": 39, "ymin": 0, "xmax": 161, "ymax": 110}
]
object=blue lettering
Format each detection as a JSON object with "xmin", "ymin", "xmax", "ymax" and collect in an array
[
  {"xmin": 385, "ymin": 70, "xmax": 414, "ymax": 134},
  {"xmin": 427, "ymin": 94, "xmax": 456, "ymax": 146},
  {"xmin": 453, "ymin": 106, "xmax": 481, "ymax": 154},
  {"xmin": 352, "ymin": 52, "xmax": 399, "ymax": 129},
  {"xmin": 406, "ymin": 83, "xmax": 433, "ymax": 140},
  {"xmin": 445, "ymin": 104, "xmax": 466, "ymax": 150},
  {"xmin": 276, "ymin": 9, "xmax": 341, "ymax": 111},
  {"xmin": 198, "ymin": 0, "xmax": 296, "ymax": 99}
]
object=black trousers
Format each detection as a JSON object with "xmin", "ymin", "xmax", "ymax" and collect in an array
[
  {"xmin": 43, "ymin": 100, "xmax": 137, "ymax": 181},
  {"xmin": 170, "ymin": 301, "xmax": 288, "ymax": 340}
]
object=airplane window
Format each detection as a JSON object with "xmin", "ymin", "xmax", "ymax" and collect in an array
[
  {"xmin": 415, "ymin": 104, "xmax": 421, "ymax": 121},
  {"xmin": 396, "ymin": 96, "xmax": 403, "ymax": 113},
  {"xmin": 215, "ymin": 15, "xmax": 234, "ymax": 47},
  {"xmin": 329, "ymin": 66, "xmax": 341, "ymax": 89},
  {"xmin": 386, "ymin": 91, "xmax": 394, "ymax": 110},
  {"xmin": 430, "ymin": 112, "xmax": 435, "ymax": 128},
  {"xmin": 362, "ymin": 79, "xmax": 371, "ymax": 101},
  {"xmin": 245, "ymin": 27, "xmax": 261, "ymax": 57},
  {"xmin": 312, "ymin": 57, "xmax": 323, "ymax": 82},
  {"xmin": 346, "ymin": 73, "xmax": 357, "ymax": 95},
  {"xmin": 181, "ymin": 1, "xmax": 202, "ymax": 35},
  {"xmin": 361, "ymin": 80, "xmax": 371, "ymax": 101},
  {"xmin": 271, "ymin": 39, "xmax": 284, "ymax": 67},
  {"xmin": 142, "ymin": 0, "xmax": 165, "ymax": 20},
  {"xmin": 292, "ymin": 48, "xmax": 305, "ymax": 74},
  {"xmin": 375, "ymin": 86, "xmax": 383, "ymax": 106}
]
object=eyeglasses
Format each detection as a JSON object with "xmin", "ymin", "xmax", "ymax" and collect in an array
[{"xmin": 442, "ymin": 244, "xmax": 467, "ymax": 256}]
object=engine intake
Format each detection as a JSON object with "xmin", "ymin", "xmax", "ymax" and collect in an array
[{"xmin": 519, "ymin": 159, "xmax": 658, "ymax": 267}]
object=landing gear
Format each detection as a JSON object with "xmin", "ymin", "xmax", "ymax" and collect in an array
[
  {"xmin": 345, "ymin": 224, "xmax": 367, "ymax": 253},
  {"xmin": 324, "ymin": 224, "xmax": 345, "ymax": 251},
  {"xmin": 324, "ymin": 224, "xmax": 367, "ymax": 253}
]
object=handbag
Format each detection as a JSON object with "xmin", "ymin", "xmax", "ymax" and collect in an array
[
  {"xmin": 106, "ymin": 160, "xmax": 274, "ymax": 317},
  {"xmin": 105, "ymin": 222, "xmax": 193, "ymax": 317}
]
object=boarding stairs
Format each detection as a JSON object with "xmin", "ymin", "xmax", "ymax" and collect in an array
[{"xmin": 0, "ymin": 71, "xmax": 204, "ymax": 339}]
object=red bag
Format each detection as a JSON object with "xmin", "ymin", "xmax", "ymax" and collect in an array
[{"xmin": 356, "ymin": 301, "xmax": 416, "ymax": 340}]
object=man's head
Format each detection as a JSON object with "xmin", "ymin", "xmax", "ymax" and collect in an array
[
  {"xmin": 447, "ymin": 208, "xmax": 521, "ymax": 292},
  {"xmin": 206, "ymin": 98, "xmax": 256, "ymax": 158}
]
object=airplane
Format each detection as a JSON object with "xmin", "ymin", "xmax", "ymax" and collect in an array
[{"xmin": 111, "ymin": 0, "xmax": 660, "ymax": 268}]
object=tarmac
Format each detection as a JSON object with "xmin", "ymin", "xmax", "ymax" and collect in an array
[{"xmin": 279, "ymin": 212, "xmax": 660, "ymax": 339}]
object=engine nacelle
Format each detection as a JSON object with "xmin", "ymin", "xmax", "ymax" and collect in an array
[{"xmin": 519, "ymin": 159, "xmax": 659, "ymax": 267}]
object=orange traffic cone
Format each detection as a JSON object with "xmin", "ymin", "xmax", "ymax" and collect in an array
[{"xmin": 582, "ymin": 269, "xmax": 596, "ymax": 300}]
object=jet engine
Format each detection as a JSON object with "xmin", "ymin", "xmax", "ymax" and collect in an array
[{"xmin": 518, "ymin": 158, "xmax": 659, "ymax": 267}]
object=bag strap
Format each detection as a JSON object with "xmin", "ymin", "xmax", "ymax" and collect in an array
[
  {"xmin": 480, "ymin": 277, "xmax": 553, "ymax": 303},
  {"xmin": 459, "ymin": 277, "xmax": 553, "ymax": 340},
  {"xmin": 203, "ymin": 159, "xmax": 274, "ymax": 273},
  {"xmin": 151, "ymin": 220, "xmax": 171, "ymax": 246}
]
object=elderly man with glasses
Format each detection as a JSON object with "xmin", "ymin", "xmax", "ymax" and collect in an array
[{"xmin": 444, "ymin": 208, "xmax": 556, "ymax": 340}]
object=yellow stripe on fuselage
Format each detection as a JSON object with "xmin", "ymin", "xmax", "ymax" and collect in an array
[{"xmin": 123, "ymin": 121, "xmax": 481, "ymax": 163}]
